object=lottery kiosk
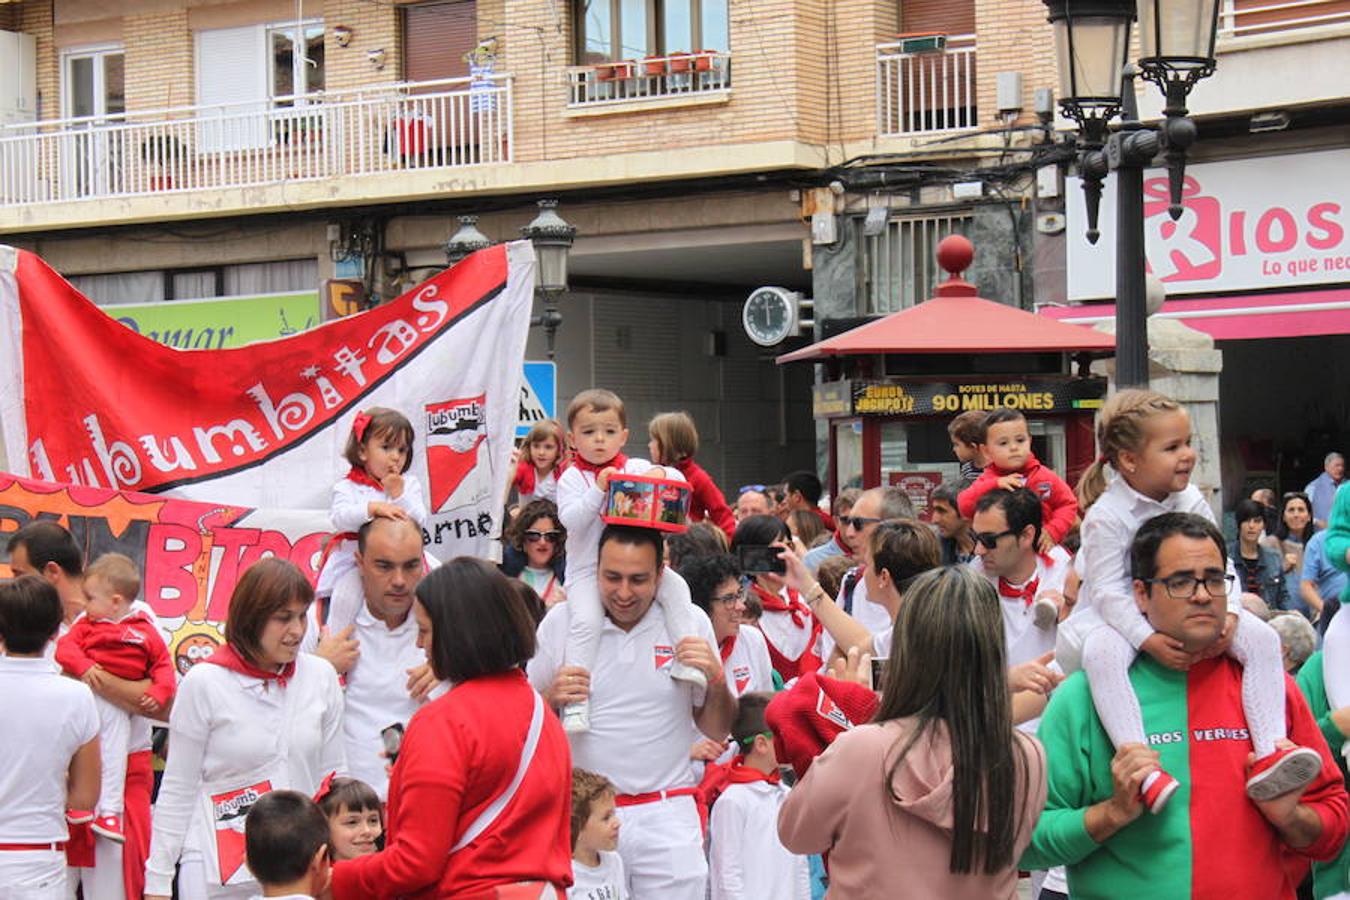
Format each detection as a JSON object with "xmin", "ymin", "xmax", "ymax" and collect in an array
[{"xmin": 778, "ymin": 236, "xmax": 1116, "ymax": 516}]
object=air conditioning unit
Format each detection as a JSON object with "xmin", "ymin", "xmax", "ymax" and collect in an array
[{"xmin": 897, "ymin": 33, "xmax": 947, "ymax": 54}]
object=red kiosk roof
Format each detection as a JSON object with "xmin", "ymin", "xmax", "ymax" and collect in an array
[{"xmin": 776, "ymin": 236, "xmax": 1117, "ymax": 363}]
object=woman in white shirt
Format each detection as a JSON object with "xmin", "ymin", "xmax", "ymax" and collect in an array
[
  {"xmin": 0, "ymin": 576, "xmax": 101, "ymax": 900},
  {"xmin": 145, "ymin": 559, "xmax": 345, "ymax": 900}
]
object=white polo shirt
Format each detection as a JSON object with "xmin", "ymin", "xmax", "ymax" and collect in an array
[
  {"xmin": 528, "ymin": 592, "xmax": 716, "ymax": 796},
  {"xmin": 724, "ymin": 625, "xmax": 774, "ymax": 698},
  {"xmin": 970, "ymin": 546, "xmax": 1071, "ymax": 667},
  {"xmin": 709, "ymin": 780, "xmax": 811, "ymax": 900},
  {"xmin": 834, "ymin": 572, "xmax": 893, "ymax": 636},
  {"xmin": 568, "ymin": 849, "xmax": 627, "ymax": 900},
  {"xmin": 0, "ymin": 655, "xmax": 99, "ymax": 843}
]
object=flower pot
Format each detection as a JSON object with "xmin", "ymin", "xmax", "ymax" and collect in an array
[
  {"xmin": 693, "ymin": 51, "xmax": 716, "ymax": 72},
  {"xmin": 643, "ymin": 56, "xmax": 667, "ymax": 76},
  {"xmin": 669, "ymin": 52, "xmax": 693, "ymax": 73}
]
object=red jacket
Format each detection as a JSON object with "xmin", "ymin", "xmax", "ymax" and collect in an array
[
  {"xmin": 331, "ymin": 669, "xmax": 572, "ymax": 899},
  {"xmin": 55, "ymin": 611, "xmax": 175, "ymax": 707},
  {"xmin": 675, "ymin": 458, "xmax": 736, "ymax": 537},
  {"xmin": 957, "ymin": 452, "xmax": 1078, "ymax": 543}
]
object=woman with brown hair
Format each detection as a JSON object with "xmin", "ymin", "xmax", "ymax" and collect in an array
[
  {"xmin": 145, "ymin": 558, "xmax": 346, "ymax": 900},
  {"xmin": 330, "ymin": 558, "xmax": 572, "ymax": 899},
  {"xmin": 779, "ymin": 566, "xmax": 1047, "ymax": 898}
]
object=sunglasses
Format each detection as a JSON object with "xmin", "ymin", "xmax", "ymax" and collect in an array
[
  {"xmin": 524, "ymin": 530, "xmax": 561, "ymax": 544},
  {"xmin": 738, "ymin": 484, "xmax": 767, "ymax": 495},
  {"xmin": 970, "ymin": 528, "xmax": 1018, "ymax": 549},
  {"xmin": 839, "ymin": 515, "xmax": 882, "ymax": 531}
]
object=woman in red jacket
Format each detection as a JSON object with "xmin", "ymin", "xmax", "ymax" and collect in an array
[{"xmin": 330, "ymin": 558, "xmax": 572, "ymax": 899}]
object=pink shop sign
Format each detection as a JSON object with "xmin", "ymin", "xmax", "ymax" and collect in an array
[{"xmin": 1066, "ymin": 149, "xmax": 1349, "ymax": 300}]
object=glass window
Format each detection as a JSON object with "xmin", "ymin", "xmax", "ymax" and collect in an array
[
  {"xmin": 581, "ymin": 0, "xmax": 614, "ymax": 62},
  {"xmin": 103, "ymin": 53, "xmax": 125, "ymax": 116},
  {"xmin": 620, "ymin": 0, "xmax": 647, "ymax": 57},
  {"xmin": 69, "ymin": 57, "xmax": 94, "ymax": 118},
  {"xmin": 267, "ymin": 22, "xmax": 325, "ymax": 104},
  {"xmin": 699, "ymin": 0, "xmax": 728, "ymax": 50},
  {"xmin": 833, "ymin": 420, "xmax": 864, "ymax": 491},
  {"xmin": 664, "ymin": 0, "xmax": 692, "ymax": 51}
]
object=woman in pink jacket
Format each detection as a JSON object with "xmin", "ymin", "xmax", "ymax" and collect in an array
[{"xmin": 778, "ymin": 565, "xmax": 1047, "ymax": 899}]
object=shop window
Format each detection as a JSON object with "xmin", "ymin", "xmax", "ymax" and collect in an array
[
  {"xmin": 862, "ymin": 212, "xmax": 971, "ymax": 314},
  {"xmin": 576, "ymin": 0, "xmax": 728, "ymax": 62}
]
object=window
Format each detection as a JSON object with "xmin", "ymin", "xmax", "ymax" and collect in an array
[
  {"xmin": 69, "ymin": 260, "xmax": 318, "ymax": 306},
  {"xmin": 267, "ymin": 21, "xmax": 325, "ymax": 104},
  {"xmin": 576, "ymin": 0, "xmax": 728, "ymax": 62},
  {"xmin": 60, "ymin": 45, "xmax": 126, "ymax": 197},
  {"xmin": 862, "ymin": 213, "xmax": 971, "ymax": 313},
  {"xmin": 63, "ymin": 46, "xmax": 125, "ymax": 121}
]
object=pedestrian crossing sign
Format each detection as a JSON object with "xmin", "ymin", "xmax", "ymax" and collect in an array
[{"xmin": 518, "ymin": 361, "xmax": 557, "ymax": 437}]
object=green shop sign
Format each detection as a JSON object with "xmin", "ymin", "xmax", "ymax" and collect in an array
[{"xmin": 107, "ymin": 292, "xmax": 321, "ymax": 350}]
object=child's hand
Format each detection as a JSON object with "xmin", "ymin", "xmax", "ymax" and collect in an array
[
  {"xmin": 1141, "ymin": 632, "xmax": 1193, "ymax": 671},
  {"xmin": 80, "ymin": 665, "xmax": 109, "ymax": 691},
  {"xmin": 381, "ymin": 472, "xmax": 405, "ymax": 499},
  {"xmin": 404, "ymin": 663, "xmax": 439, "ymax": 702},
  {"xmin": 690, "ymin": 738, "xmax": 727, "ymax": 762},
  {"xmin": 368, "ymin": 501, "xmax": 409, "ymax": 521},
  {"xmin": 1008, "ymin": 651, "xmax": 1061, "ymax": 695},
  {"xmin": 137, "ymin": 694, "xmax": 161, "ymax": 714},
  {"xmin": 1037, "ymin": 531, "xmax": 1056, "ymax": 553},
  {"xmin": 596, "ymin": 467, "xmax": 617, "ymax": 491},
  {"xmin": 509, "ymin": 446, "xmax": 521, "ymax": 467},
  {"xmin": 1195, "ymin": 612, "xmax": 1238, "ymax": 661},
  {"xmin": 996, "ymin": 473, "xmax": 1027, "ymax": 490}
]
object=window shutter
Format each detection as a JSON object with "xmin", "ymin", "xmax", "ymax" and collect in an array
[
  {"xmin": 900, "ymin": 0, "xmax": 974, "ymax": 36},
  {"xmin": 194, "ymin": 25, "xmax": 268, "ymax": 151},
  {"xmin": 403, "ymin": 0, "xmax": 478, "ymax": 86}
]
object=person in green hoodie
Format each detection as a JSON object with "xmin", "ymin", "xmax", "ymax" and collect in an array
[
  {"xmin": 1295, "ymin": 648, "xmax": 1350, "ymax": 898},
  {"xmin": 1021, "ymin": 512, "xmax": 1349, "ymax": 900},
  {"xmin": 1317, "ymin": 485, "xmax": 1350, "ymax": 722}
]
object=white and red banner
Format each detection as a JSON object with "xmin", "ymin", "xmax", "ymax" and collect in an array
[{"xmin": 0, "ymin": 241, "xmax": 535, "ymax": 563}]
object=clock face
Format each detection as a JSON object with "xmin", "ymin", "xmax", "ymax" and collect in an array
[{"xmin": 742, "ymin": 287, "xmax": 796, "ymax": 347}]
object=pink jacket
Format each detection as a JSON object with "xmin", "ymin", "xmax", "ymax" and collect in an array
[{"xmin": 778, "ymin": 719, "xmax": 1046, "ymax": 900}]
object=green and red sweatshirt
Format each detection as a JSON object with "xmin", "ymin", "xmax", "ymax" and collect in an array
[
  {"xmin": 1295, "ymin": 650, "xmax": 1350, "ymax": 899},
  {"xmin": 1022, "ymin": 655, "xmax": 1348, "ymax": 899}
]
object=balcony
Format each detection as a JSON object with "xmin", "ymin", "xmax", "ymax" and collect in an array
[
  {"xmin": 875, "ymin": 35, "xmax": 978, "ymax": 137},
  {"xmin": 565, "ymin": 52, "xmax": 732, "ymax": 112},
  {"xmin": 1219, "ymin": 0, "xmax": 1350, "ymax": 40},
  {"xmin": 0, "ymin": 75, "xmax": 513, "ymax": 209}
]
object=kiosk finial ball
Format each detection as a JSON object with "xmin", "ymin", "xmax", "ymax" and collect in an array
[{"xmin": 936, "ymin": 234, "xmax": 974, "ymax": 276}]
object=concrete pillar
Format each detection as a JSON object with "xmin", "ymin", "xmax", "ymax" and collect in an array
[{"xmin": 1093, "ymin": 318, "xmax": 1225, "ymax": 518}]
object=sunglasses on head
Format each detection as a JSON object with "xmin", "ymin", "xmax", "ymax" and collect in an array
[
  {"xmin": 524, "ymin": 530, "xmax": 561, "ymax": 543},
  {"xmin": 738, "ymin": 484, "xmax": 767, "ymax": 495}
]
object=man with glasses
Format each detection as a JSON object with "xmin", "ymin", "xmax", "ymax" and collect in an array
[
  {"xmin": 823, "ymin": 487, "xmax": 914, "ymax": 637},
  {"xmin": 1022, "ymin": 512, "xmax": 1347, "ymax": 900}
]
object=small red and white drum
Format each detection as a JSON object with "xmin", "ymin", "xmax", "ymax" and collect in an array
[{"xmin": 601, "ymin": 474, "xmax": 692, "ymax": 533}]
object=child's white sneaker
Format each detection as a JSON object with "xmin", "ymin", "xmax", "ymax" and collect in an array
[
  {"xmin": 561, "ymin": 701, "xmax": 590, "ymax": 734},
  {"xmin": 670, "ymin": 660, "xmax": 708, "ymax": 689},
  {"xmin": 1032, "ymin": 596, "xmax": 1059, "ymax": 630}
]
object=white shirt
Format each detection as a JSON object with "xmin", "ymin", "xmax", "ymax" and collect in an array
[
  {"xmin": 709, "ymin": 780, "xmax": 812, "ymax": 900},
  {"xmin": 520, "ymin": 468, "xmax": 560, "ymax": 506},
  {"xmin": 528, "ymin": 597, "xmax": 715, "ymax": 795},
  {"xmin": 757, "ymin": 587, "xmax": 815, "ymax": 664},
  {"xmin": 145, "ymin": 654, "xmax": 346, "ymax": 895},
  {"xmin": 970, "ymin": 546, "xmax": 1072, "ymax": 667},
  {"xmin": 1079, "ymin": 476, "xmax": 1239, "ymax": 649},
  {"xmin": 724, "ymin": 625, "xmax": 774, "ymax": 698},
  {"xmin": 301, "ymin": 573, "xmax": 424, "ymax": 800},
  {"xmin": 816, "ymin": 572, "xmax": 893, "ymax": 665},
  {"xmin": 568, "ymin": 850, "xmax": 627, "ymax": 900},
  {"xmin": 557, "ymin": 458, "xmax": 683, "ymax": 584},
  {"xmin": 318, "ymin": 473, "xmax": 428, "ymax": 596},
  {"xmin": 0, "ymin": 655, "xmax": 99, "ymax": 843}
]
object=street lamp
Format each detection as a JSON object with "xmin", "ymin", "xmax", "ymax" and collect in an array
[
  {"xmin": 1045, "ymin": 0, "xmax": 1220, "ymax": 387},
  {"xmin": 520, "ymin": 199, "xmax": 577, "ymax": 360},
  {"xmin": 444, "ymin": 215, "xmax": 493, "ymax": 267}
]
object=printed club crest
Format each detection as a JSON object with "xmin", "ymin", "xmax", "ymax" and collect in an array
[
  {"xmin": 815, "ymin": 688, "xmax": 853, "ymax": 730},
  {"xmin": 425, "ymin": 395, "xmax": 489, "ymax": 513},
  {"xmin": 654, "ymin": 644, "xmax": 675, "ymax": 671}
]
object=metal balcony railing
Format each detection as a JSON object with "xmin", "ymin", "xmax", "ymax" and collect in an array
[
  {"xmin": 876, "ymin": 35, "xmax": 978, "ymax": 136},
  {"xmin": 0, "ymin": 75, "xmax": 513, "ymax": 207},
  {"xmin": 565, "ymin": 52, "xmax": 732, "ymax": 107},
  {"xmin": 1219, "ymin": 0, "xmax": 1350, "ymax": 38}
]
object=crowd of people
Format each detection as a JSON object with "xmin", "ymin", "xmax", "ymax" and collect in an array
[{"xmin": 1, "ymin": 385, "xmax": 1348, "ymax": 900}]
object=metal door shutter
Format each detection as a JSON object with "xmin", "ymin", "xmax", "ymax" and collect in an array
[{"xmin": 402, "ymin": 0, "xmax": 478, "ymax": 84}]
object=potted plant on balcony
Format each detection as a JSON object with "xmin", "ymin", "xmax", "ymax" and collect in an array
[
  {"xmin": 643, "ymin": 55, "xmax": 667, "ymax": 76},
  {"xmin": 139, "ymin": 134, "xmax": 183, "ymax": 191},
  {"xmin": 669, "ymin": 51, "xmax": 694, "ymax": 73},
  {"xmin": 693, "ymin": 50, "xmax": 717, "ymax": 72}
]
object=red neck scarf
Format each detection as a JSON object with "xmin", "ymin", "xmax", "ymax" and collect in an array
[
  {"xmin": 719, "ymin": 633, "xmax": 737, "ymax": 663},
  {"xmin": 835, "ymin": 532, "xmax": 853, "ymax": 557},
  {"xmin": 204, "ymin": 644, "xmax": 295, "ymax": 687},
  {"xmin": 998, "ymin": 576, "xmax": 1040, "ymax": 608},
  {"xmin": 727, "ymin": 755, "xmax": 781, "ymax": 785},
  {"xmin": 571, "ymin": 452, "xmax": 628, "ymax": 477},
  {"xmin": 752, "ymin": 583, "xmax": 807, "ymax": 628},
  {"xmin": 346, "ymin": 466, "xmax": 383, "ymax": 491}
]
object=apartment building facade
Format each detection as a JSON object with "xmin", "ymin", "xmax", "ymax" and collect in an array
[{"xmin": 0, "ymin": 0, "xmax": 1344, "ymax": 489}]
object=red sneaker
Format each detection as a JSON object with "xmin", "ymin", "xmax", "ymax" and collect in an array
[
  {"xmin": 65, "ymin": 809, "xmax": 94, "ymax": 825},
  {"xmin": 91, "ymin": 815, "xmax": 125, "ymax": 844},
  {"xmin": 1139, "ymin": 769, "xmax": 1179, "ymax": 815},
  {"xmin": 1247, "ymin": 745, "xmax": 1322, "ymax": 801}
]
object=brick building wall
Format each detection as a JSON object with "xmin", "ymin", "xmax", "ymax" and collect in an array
[
  {"xmin": 321, "ymin": 0, "xmax": 401, "ymax": 92},
  {"xmin": 124, "ymin": 9, "xmax": 191, "ymax": 110},
  {"xmin": 974, "ymin": 0, "xmax": 1057, "ymax": 127}
]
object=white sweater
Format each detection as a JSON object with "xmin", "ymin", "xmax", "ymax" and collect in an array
[
  {"xmin": 144, "ymin": 654, "xmax": 346, "ymax": 895},
  {"xmin": 317, "ymin": 474, "xmax": 428, "ymax": 596}
]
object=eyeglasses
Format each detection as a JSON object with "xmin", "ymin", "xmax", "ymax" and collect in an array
[
  {"xmin": 738, "ymin": 484, "xmax": 767, "ymax": 495},
  {"xmin": 970, "ymin": 528, "xmax": 1018, "ymax": 549},
  {"xmin": 839, "ymin": 515, "xmax": 882, "ymax": 531},
  {"xmin": 524, "ymin": 530, "xmax": 561, "ymax": 544},
  {"xmin": 712, "ymin": 586, "xmax": 747, "ymax": 606},
  {"xmin": 1142, "ymin": 572, "xmax": 1235, "ymax": 600}
]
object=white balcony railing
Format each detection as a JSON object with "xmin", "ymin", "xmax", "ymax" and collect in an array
[
  {"xmin": 0, "ymin": 75, "xmax": 513, "ymax": 208},
  {"xmin": 876, "ymin": 35, "xmax": 977, "ymax": 136},
  {"xmin": 565, "ymin": 52, "xmax": 732, "ymax": 108},
  {"xmin": 1219, "ymin": 0, "xmax": 1350, "ymax": 38}
]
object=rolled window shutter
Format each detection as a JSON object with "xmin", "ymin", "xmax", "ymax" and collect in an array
[
  {"xmin": 900, "ymin": 0, "xmax": 974, "ymax": 36},
  {"xmin": 403, "ymin": 0, "xmax": 479, "ymax": 86},
  {"xmin": 195, "ymin": 25, "xmax": 268, "ymax": 151}
]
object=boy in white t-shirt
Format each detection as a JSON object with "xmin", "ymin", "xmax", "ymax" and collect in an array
[
  {"xmin": 708, "ymin": 693, "xmax": 811, "ymax": 900},
  {"xmin": 568, "ymin": 768, "xmax": 627, "ymax": 900},
  {"xmin": 244, "ymin": 790, "xmax": 332, "ymax": 900}
]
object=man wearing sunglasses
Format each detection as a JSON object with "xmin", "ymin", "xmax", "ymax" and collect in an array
[
  {"xmin": 1023, "ymin": 513, "xmax": 1347, "ymax": 900},
  {"xmin": 821, "ymin": 487, "xmax": 915, "ymax": 637}
]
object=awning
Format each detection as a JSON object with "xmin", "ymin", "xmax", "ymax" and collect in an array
[{"xmin": 1038, "ymin": 287, "xmax": 1350, "ymax": 341}]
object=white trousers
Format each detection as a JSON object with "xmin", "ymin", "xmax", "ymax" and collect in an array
[
  {"xmin": 175, "ymin": 855, "xmax": 257, "ymax": 900},
  {"xmin": 66, "ymin": 839, "xmax": 124, "ymax": 900},
  {"xmin": 0, "ymin": 850, "xmax": 66, "ymax": 900},
  {"xmin": 614, "ymin": 794, "xmax": 707, "ymax": 900},
  {"xmin": 93, "ymin": 696, "xmax": 130, "ymax": 817}
]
